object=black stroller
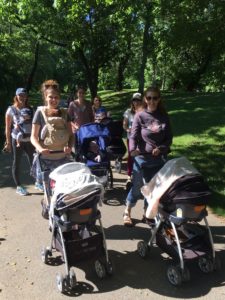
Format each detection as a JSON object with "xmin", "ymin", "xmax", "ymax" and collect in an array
[
  {"xmin": 41, "ymin": 162, "xmax": 113, "ymax": 293},
  {"xmin": 76, "ymin": 122, "xmax": 113, "ymax": 189},
  {"xmin": 137, "ymin": 157, "xmax": 221, "ymax": 286},
  {"xmin": 105, "ymin": 119, "xmax": 126, "ymax": 173}
]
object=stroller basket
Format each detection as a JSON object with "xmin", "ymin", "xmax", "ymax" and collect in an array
[{"xmin": 55, "ymin": 231, "xmax": 104, "ymax": 265}]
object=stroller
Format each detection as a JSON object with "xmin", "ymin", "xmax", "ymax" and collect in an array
[
  {"xmin": 105, "ymin": 119, "xmax": 126, "ymax": 173},
  {"xmin": 137, "ymin": 157, "xmax": 221, "ymax": 286},
  {"xmin": 76, "ymin": 122, "xmax": 113, "ymax": 189},
  {"xmin": 41, "ymin": 162, "xmax": 113, "ymax": 293}
]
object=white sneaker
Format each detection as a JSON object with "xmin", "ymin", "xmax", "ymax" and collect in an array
[{"xmin": 16, "ymin": 186, "xmax": 28, "ymax": 196}]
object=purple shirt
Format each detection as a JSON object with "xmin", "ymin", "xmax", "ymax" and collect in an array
[{"xmin": 129, "ymin": 109, "xmax": 173, "ymax": 155}]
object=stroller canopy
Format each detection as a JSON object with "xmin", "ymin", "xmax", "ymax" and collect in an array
[
  {"xmin": 77, "ymin": 123, "xmax": 110, "ymax": 148},
  {"xmin": 141, "ymin": 157, "xmax": 211, "ymax": 218}
]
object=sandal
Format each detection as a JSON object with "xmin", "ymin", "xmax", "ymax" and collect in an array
[{"xmin": 123, "ymin": 213, "xmax": 133, "ymax": 227}]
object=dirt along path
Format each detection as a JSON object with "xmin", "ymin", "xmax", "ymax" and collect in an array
[{"xmin": 0, "ymin": 152, "xmax": 225, "ymax": 300}]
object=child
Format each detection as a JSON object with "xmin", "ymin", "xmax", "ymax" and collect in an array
[
  {"xmin": 86, "ymin": 140, "xmax": 105, "ymax": 162},
  {"xmin": 14, "ymin": 107, "xmax": 33, "ymax": 147}
]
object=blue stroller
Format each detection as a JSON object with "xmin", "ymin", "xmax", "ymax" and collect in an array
[{"xmin": 76, "ymin": 122, "xmax": 113, "ymax": 189}]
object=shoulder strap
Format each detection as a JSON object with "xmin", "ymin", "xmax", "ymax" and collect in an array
[
  {"xmin": 59, "ymin": 108, "xmax": 67, "ymax": 121},
  {"xmin": 40, "ymin": 107, "xmax": 49, "ymax": 124}
]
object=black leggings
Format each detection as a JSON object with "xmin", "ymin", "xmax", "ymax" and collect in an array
[{"xmin": 12, "ymin": 138, "xmax": 35, "ymax": 186}]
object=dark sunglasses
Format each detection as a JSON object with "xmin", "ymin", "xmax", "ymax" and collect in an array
[
  {"xmin": 45, "ymin": 84, "xmax": 59, "ymax": 88},
  {"xmin": 146, "ymin": 96, "xmax": 159, "ymax": 101}
]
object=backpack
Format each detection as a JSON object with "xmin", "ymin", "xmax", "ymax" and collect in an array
[{"xmin": 40, "ymin": 107, "xmax": 70, "ymax": 151}]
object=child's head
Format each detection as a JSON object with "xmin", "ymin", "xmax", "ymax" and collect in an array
[
  {"xmin": 95, "ymin": 107, "xmax": 107, "ymax": 123},
  {"xmin": 88, "ymin": 140, "xmax": 99, "ymax": 154},
  {"xmin": 20, "ymin": 107, "xmax": 32, "ymax": 120}
]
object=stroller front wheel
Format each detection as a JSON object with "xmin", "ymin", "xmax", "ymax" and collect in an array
[
  {"xmin": 137, "ymin": 241, "xmax": 149, "ymax": 258},
  {"xmin": 41, "ymin": 246, "xmax": 52, "ymax": 264},
  {"xmin": 68, "ymin": 269, "xmax": 77, "ymax": 289},
  {"xmin": 94, "ymin": 259, "xmax": 106, "ymax": 279},
  {"xmin": 56, "ymin": 273, "xmax": 66, "ymax": 293},
  {"xmin": 198, "ymin": 256, "xmax": 214, "ymax": 273},
  {"xmin": 167, "ymin": 265, "xmax": 182, "ymax": 286}
]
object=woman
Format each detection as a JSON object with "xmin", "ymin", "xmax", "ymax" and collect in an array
[
  {"xmin": 30, "ymin": 80, "xmax": 74, "ymax": 186},
  {"xmin": 68, "ymin": 86, "xmax": 94, "ymax": 133},
  {"xmin": 5, "ymin": 88, "xmax": 35, "ymax": 196},
  {"xmin": 123, "ymin": 92, "xmax": 143, "ymax": 186},
  {"xmin": 123, "ymin": 86, "xmax": 173, "ymax": 226}
]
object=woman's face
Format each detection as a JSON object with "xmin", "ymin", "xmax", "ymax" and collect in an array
[
  {"xmin": 45, "ymin": 90, "xmax": 60, "ymax": 108},
  {"xmin": 132, "ymin": 99, "xmax": 142, "ymax": 109},
  {"xmin": 144, "ymin": 91, "xmax": 160, "ymax": 112},
  {"xmin": 77, "ymin": 89, "xmax": 85, "ymax": 100},
  {"xmin": 17, "ymin": 93, "xmax": 27, "ymax": 106},
  {"xmin": 93, "ymin": 97, "xmax": 101, "ymax": 108}
]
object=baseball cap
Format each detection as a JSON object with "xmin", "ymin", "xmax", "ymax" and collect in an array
[
  {"xmin": 132, "ymin": 92, "xmax": 142, "ymax": 100},
  {"xmin": 16, "ymin": 88, "xmax": 27, "ymax": 96}
]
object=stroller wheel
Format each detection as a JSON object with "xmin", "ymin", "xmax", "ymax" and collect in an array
[
  {"xmin": 94, "ymin": 259, "xmax": 106, "ymax": 279},
  {"xmin": 137, "ymin": 241, "xmax": 149, "ymax": 259},
  {"xmin": 68, "ymin": 269, "xmax": 77, "ymax": 289},
  {"xmin": 56, "ymin": 273, "xmax": 66, "ymax": 293},
  {"xmin": 167, "ymin": 265, "xmax": 182, "ymax": 286},
  {"xmin": 106, "ymin": 259, "xmax": 113, "ymax": 276},
  {"xmin": 198, "ymin": 256, "xmax": 214, "ymax": 273},
  {"xmin": 41, "ymin": 246, "xmax": 52, "ymax": 264}
]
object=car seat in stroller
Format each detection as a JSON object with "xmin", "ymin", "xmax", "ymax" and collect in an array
[
  {"xmin": 35, "ymin": 151, "xmax": 73, "ymax": 220},
  {"xmin": 76, "ymin": 122, "xmax": 113, "ymax": 189},
  {"xmin": 41, "ymin": 162, "xmax": 113, "ymax": 293},
  {"xmin": 105, "ymin": 119, "xmax": 126, "ymax": 173},
  {"xmin": 137, "ymin": 157, "xmax": 221, "ymax": 286}
]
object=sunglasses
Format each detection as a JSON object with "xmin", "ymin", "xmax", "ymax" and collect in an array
[
  {"xmin": 146, "ymin": 96, "xmax": 159, "ymax": 101},
  {"xmin": 45, "ymin": 84, "xmax": 59, "ymax": 88}
]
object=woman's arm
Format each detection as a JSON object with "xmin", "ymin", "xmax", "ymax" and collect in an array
[
  {"xmin": 5, "ymin": 113, "xmax": 12, "ymax": 152},
  {"xmin": 31, "ymin": 123, "xmax": 49, "ymax": 154},
  {"xmin": 129, "ymin": 113, "xmax": 141, "ymax": 155}
]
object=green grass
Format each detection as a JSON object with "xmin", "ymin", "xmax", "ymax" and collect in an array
[{"xmin": 99, "ymin": 90, "xmax": 225, "ymax": 217}]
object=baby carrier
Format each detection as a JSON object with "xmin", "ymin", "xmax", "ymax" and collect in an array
[
  {"xmin": 41, "ymin": 162, "xmax": 113, "ymax": 293},
  {"xmin": 11, "ymin": 106, "xmax": 33, "ymax": 139},
  {"xmin": 40, "ymin": 107, "xmax": 70, "ymax": 151},
  {"xmin": 76, "ymin": 122, "xmax": 113, "ymax": 189},
  {"xmin": 105, "ymin": 119, "xmax": 126, "ymax": 173},
  {"xmin": 137, "ymin": 157, "xmax": 221, "ymax": 286}
]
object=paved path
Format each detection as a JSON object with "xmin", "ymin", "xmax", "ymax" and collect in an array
[{"xmin": 0, "ymin": 153, "xmax": 225, "ymax": 300}]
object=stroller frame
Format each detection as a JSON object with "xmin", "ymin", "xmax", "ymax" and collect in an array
[
  {"xmin": 136, "ymin": 162, "xmax": 221, "ymax": 286},
  {"xmin": 41, "ymin": 167, "xmax": 113, "ymax": 293}
]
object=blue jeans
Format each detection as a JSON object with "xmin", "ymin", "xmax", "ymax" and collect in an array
[{"xmin": 126, "ymin": 155, "xmax": 165, "ymax": 208}]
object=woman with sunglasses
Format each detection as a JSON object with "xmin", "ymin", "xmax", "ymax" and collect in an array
[{"xmin": 123, "ymin": 86, "xmax": 173, "ymax": 226}]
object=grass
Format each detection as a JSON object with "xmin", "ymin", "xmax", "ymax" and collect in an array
[{"xmin": 99, "ymin": 90, "xmax": 225, "ymax": 217}]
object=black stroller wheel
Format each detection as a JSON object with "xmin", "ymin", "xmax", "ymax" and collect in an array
[
  {"xmin": 198, "ymin": 256, "xmax": 214, "ymax": 273},
  {"xmin": 106, "ymin": 259, "xmax": 113, "ymax": 276},
  {"xmin": 56, "ymin": 273, "xmax": 66, "ymax": 293},
  {"xmin": 115, "ymin": 159, "xmax": 122, "ymax": 173},
  {"xmin": 137, "ymin": 241, "xmax": 149, "ymax": 259},
  {"xmin": 68, "ymin": 269, "xmax": 77, "ymax": 289},
  {"xmin": 41, "ymin": 246, "xmax": 52, "ymax": 264},
  {"xmin": 94, "ymin": 259, "xmax": 106, "ymax": 279},
  {"xmin": 167, "ymin": 265, "xmax": 182, "ymax": 286}
]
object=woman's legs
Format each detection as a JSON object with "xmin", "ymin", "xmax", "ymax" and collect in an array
[{"xmin": 11, "ymin": 138, "xmax": 23, "ymax": 186}]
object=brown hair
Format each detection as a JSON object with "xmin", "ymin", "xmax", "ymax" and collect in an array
[
  {"xmin": 92, "ymin": 95, "xmax": 102, "ymax": 105},
  {"xmin": 144, "ymin": 86, "xmax": 167, "ymax": 114},
  {"xmin": 40, "ymin": 79, "xmax": 60, "ymax": 104},
  {"xmin": 13, "ymin": 95, "xmax": 28, "ymax": 108}
]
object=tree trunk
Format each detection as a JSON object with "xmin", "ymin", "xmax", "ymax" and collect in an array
[
  {"xmin": 26, "ymin": 40, "xmax": 39, "ymax": 92},
  {"xmin": 115, "ymin": 39, "xmax": 132, "ymax": 91},
  {"xmin": 138, "ymin": 2, "xmax": 152, "ymax": 94},
  {"xmin": 78, "ymin": 48, "xmax": 98, "ymax": 99}
]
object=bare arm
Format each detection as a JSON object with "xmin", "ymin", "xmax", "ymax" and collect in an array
[
  {"xmin": 64, "ymin": 121, "xmax": 75, "ymax": 153},
  {"xmin": 30, "ymin": 123, "xmax": 49, "ymax": 154},
  {"xmin": 5, "ymin": 113, "xmax": 12, "ymax": 152}
]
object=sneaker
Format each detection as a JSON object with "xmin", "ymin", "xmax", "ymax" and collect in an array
[
  {"xmin": 35, "ymin": 182, "xmax": 44, "ymax": 192},
  {"xmin": 16, "ymin": 186, "xmax": 28, "ymax": 196}
]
